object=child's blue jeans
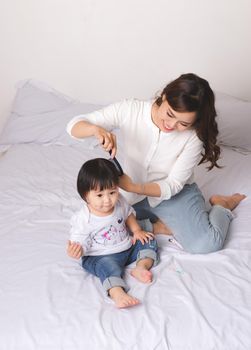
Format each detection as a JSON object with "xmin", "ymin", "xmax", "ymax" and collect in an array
[{"xmin": 82, "ymin": 239, "xmax": 158, "ymax": 294}]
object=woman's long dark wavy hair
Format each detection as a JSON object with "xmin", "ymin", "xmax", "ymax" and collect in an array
[{"xmin": 155, "ymin": 73, "xmax": 220, "ymax": 170}]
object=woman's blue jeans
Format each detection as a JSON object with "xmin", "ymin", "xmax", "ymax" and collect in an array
[
  {"xmin": 82, "ymin": 239, "xmax": 158, "ymax": 293},
  {"xmin": 133, "ymin": 183, "xmax": 233, "ymax": 254}
]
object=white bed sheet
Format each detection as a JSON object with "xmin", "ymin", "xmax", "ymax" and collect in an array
[{"xmin": 0, "ymin": 142, "xmax": 251, "ymax": 350}]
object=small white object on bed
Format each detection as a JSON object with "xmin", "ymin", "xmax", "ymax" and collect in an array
[{"xmin": 0, "ymin": 80, "xmax": 250, "ymax": 350}]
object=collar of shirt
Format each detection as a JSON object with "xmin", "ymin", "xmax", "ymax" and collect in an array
[{"xmin": 145, "ymin": 100, "xmax": 156, "ymax": 128}]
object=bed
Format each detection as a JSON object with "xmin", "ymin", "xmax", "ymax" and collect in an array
[{"xmin": 0, "ymin": 80, "xmax": 250, "ymax": 350}]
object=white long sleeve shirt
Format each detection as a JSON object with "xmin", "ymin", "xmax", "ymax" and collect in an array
[
  {"xmin": 70, "ymin": 194, "xmax": 135, "ymax": 256},
  {"xmin": 67, "ymin": 99, "xmax": 203, "ymax": 207}
]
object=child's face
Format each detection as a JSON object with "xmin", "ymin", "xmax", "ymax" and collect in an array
[{"xmin": 85, "ymin": 186, "xmax": 119, "ymax": 216}]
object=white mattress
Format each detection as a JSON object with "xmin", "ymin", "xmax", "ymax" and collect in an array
[
  {"xmin": 0, "ymin": 79, "xmax": 251, "ymax": 349},
  {"xmin": 0, "ymin": 142, "xmax": 251, "ymax": 350}
]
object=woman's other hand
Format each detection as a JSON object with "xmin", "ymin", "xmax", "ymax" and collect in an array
[{"xmin": 118, "ymin": 174, "xmax": 135, "ymax": 192}]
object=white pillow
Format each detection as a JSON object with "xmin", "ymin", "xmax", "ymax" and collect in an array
[
  {"xmin": 0, "ymin": 80, "xmax": 102, "ymax": 146},
  {"xmin": 12, "ymin": 79, "xmax": 75, "ymax": 116},
  {"xmin": 1, "ymin": 80, "xmax": 250, "ymax": 152},
  {"xmin": 216, "ymin": 92, "xmax": 251, "ymax": 152}
]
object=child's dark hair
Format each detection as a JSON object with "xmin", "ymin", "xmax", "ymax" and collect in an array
[{"xmin": 77, "ymin": 158, "xmax": 119, "ymax": 200}]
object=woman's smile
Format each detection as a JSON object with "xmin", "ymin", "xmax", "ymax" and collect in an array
[{"xmin": 162, "ymin": 120, "xmax": 174, "ymax": 132}]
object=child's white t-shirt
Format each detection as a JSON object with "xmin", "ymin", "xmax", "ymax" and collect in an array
[{"xmin": 70, "ymin": 194, "xmax": 135, "ymax": 256}]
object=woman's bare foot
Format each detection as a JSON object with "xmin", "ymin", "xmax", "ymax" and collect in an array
[
  {"xmin": 109, "ymin": 286, "xmax": 140, "ymax": 308},
  {"xmin": 131, "ymin": 267, "xmax": 153, "ymax": 283},
  {"xmin": 153, "ymin": 219, "xmax": 172, "ymax": 235},
  {"xmin": 209, "ymin": 193, "xmax": 246, "ymax": 210}
]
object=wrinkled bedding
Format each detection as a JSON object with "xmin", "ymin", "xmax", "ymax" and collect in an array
[{"xmin": 0, "ymin": 143, "xmax": 250, "ymax": 350}]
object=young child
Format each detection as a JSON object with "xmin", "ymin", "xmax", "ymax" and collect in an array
[{"xmin": 67, "ymin": 158, "xmax": 158, "ymax": 308}]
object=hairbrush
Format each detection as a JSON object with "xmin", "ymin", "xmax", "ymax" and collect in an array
[{"xmin": 108, "ymin": 150, "xmax": 124, "ymax": 176}]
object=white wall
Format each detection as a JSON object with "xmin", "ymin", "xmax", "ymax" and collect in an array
[{"xmin": 0, "ymin": 0, "xmax": 251, "ymax": 132}]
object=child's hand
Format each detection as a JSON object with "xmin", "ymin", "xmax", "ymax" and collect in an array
[
  {"xmin": 67, "ymin": 240, "xmax": 84, "ymax": 259},
  {"xmin": 132, "ymin": 230, "xmax": 154, "ymax": 245}
]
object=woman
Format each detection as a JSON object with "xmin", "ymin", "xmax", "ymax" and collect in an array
[{"xmin": 67, "ymin": 73, "xmax": 245, "ymax": 254}]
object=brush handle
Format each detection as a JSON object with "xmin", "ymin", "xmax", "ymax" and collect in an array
[{"xmin": 108, "ymin": 150, "xmax": 124, "ymax": 176}]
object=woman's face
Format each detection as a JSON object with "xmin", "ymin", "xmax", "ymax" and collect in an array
[{"xmin": 152, "ymin": 98, "xmax": 197, "ymax": 132}]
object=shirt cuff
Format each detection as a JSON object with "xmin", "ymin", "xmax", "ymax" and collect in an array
[{"xmin": 155, "ymin": 180, "xmax": 172, "ymax": 201}]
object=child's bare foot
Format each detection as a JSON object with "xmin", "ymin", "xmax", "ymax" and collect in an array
[
  {"xmin": 209, "ymin": 193, "xmax": 246, "ymax": 210},
  {"xmin": 153, "ymin": 219, "xmax": 172, "ymax": 235},
  {"xmin": 131, "ymin": 267, "xmax": 153, "ymax": 283},
  {"xmin": 109, "ymin": 286, "xmax": 140, "ymax": 308}
]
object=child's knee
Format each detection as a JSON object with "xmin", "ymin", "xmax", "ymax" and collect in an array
[
  {"xmin": 137, "ymin": 239, "xmax": 159, "ymax": 265},
  {"xmin": 147, "ymin": 238, "xmax": 158, "ymax": 251}
]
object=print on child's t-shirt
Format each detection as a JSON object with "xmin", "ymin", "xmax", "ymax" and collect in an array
[{"xmin": 89, "ymin": 217, "xmax": 128, "ymax": 248}]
